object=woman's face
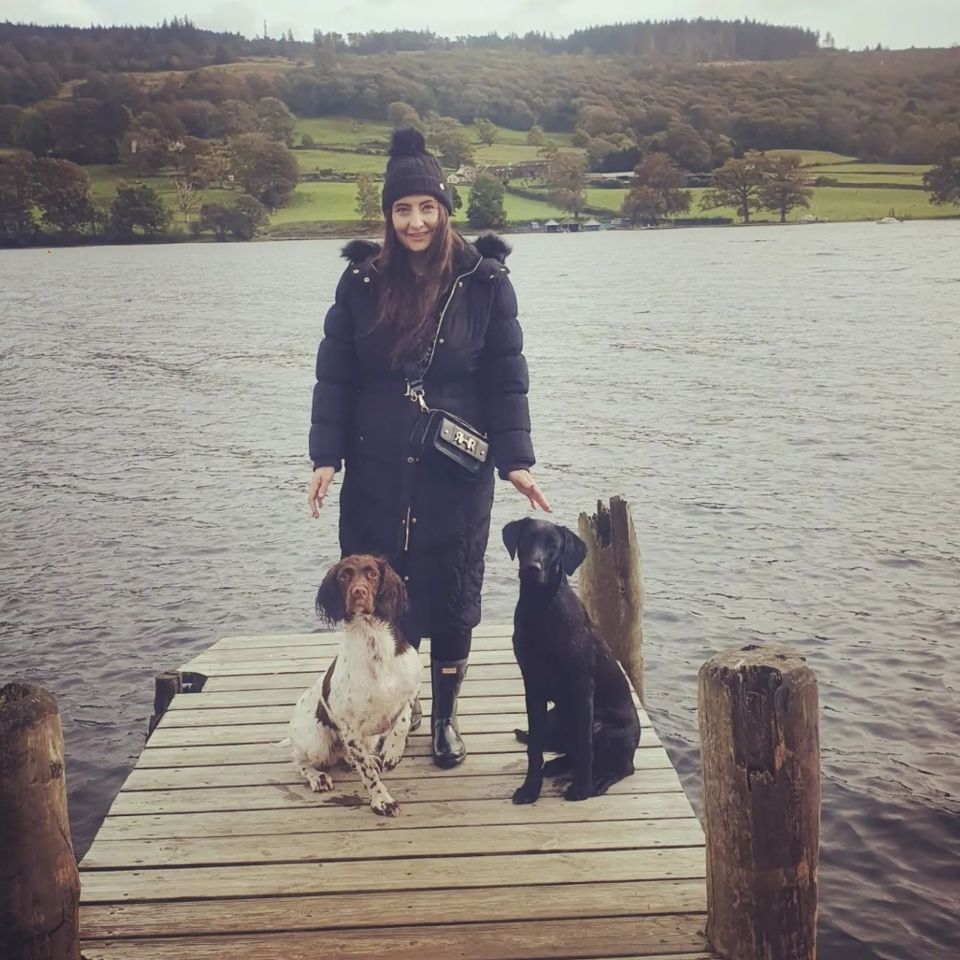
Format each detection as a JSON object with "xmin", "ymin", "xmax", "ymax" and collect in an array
[{"xmin": 391, "ymin": 195, "xmax": 441, "ymax": 254}]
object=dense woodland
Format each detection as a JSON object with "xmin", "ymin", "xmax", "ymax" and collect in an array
[
  {"xmin": 1, "ymin": 19, "xmax": 959, "ymax": 243},
  {"xmin": 0, "ymin": 18, "xmax": 958, "ymax": 166}
]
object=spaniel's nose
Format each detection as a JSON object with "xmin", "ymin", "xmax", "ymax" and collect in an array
[{"xmin": 523, "ymin": 560, "xmax": 543, "ymax": 576}]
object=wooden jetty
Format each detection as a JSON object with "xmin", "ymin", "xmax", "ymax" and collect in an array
[
  {"xmin": 75, "ymin": 624, "xmax": 718, "ymax": 960},
  {"xmin": 3, "ymin": 499, "xmax": 817, "ymax": 959}
]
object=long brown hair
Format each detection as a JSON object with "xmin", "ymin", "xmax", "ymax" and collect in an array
[{"xmin": 374, "ymin": 204, "xmax": 463, "ymax": 368}]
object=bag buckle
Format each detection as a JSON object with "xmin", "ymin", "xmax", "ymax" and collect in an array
[{"xmin": 405, "ymin": 379, "xmax": 429, "ymax": 412}]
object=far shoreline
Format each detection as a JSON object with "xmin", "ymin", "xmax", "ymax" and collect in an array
[{"xmin": 3, "ymin": 213, "xmax": 958, "ymax": 252}]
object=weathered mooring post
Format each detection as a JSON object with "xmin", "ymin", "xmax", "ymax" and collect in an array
[
  {"xmin": 0, "ymin": 682, "xmax": 81, "ymax": 960},
  {"xmin": 699, "ymin": 645, "xmax": 820, "ymax": 960},
  {"xmin": 578, "ymin": 496, "xmax": 644, "ymax": 703}
]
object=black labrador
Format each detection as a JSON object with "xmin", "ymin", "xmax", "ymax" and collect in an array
[{"xmin": 503, "ymin": 517, "xmax": 641, "ymax": 803}]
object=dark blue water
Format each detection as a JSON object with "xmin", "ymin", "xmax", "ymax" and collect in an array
[{"xmin": 2, "ymin": 223, "xmax": 958, "ymax": 958}]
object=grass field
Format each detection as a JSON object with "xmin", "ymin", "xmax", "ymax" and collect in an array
[
  {"xmin": 57, "ymin": 119, "xmax": 952, "ymax": 233},
  {"xmin": 270, "ymin": 181, "xmax": 567, "ymax": 225},
  {"xmin": 811, "ymin": 171, "xmax": 926, "ymax": 185},
  {"xmin": 808, "ymin": 163, "xmax": 927, "ymax": 181},
  {"xmin": 295, "ymin": 117, "xmax": 392, "ymax": 148},
  {"xmin": 771, "ymin": 149, "xmax": 857, "ymax": 166},
  {"xmin": 686, "ymin": 186, "xmax": 954, "ymax": 222},
  {"xmin": 293, "ymin": 116, "xmax": 576, "ymax": 166},
  {"xmin": 295, "ymin": 149, "xmax": 387, "ymax": 174}
]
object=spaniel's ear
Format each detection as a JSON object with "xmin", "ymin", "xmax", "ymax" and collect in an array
[
  {"xmin": 375, "ymin": 557, "xmax": 409, "ymax": 623},
  {"xmin": 502, "ymin": 518, "xmax": 530, "ymax": 560},
  {"xmin": 316, "ymin": 562, "xmax": 346, "ymax": 625},
  {"xmin": 560, "ymin": 526, "xmax": 588, "ymax": 576}
]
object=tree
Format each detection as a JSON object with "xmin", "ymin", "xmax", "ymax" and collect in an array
[
  {"xmin": 32, "ymin": 158, "xmax": 94, "ymax": 235},
  {"xmin": 527, "ymin": 124, "xmax": 545, "ymax": 147},
  {"xmin": 219, "ymin": 99, "xmax": 257, "ymax": 136},
  {"xmin": 387, "ymin": 101, "xmax": 422, "ymax": 130},
  {"xmin": 355, "ymin": 174, "xmax": 381, "ymax": 222},
  {"xmin": 924, "ymin": 153, "xmax": 960, "ymax": 206},
  {"xmin": 256, "ymin": 97, "xmax": 296, "ymax": 145},
  {"xmin": 199, "ymin": 195, "xmax": 267, "ymax": 240},
  {"xmin": 0, "ymin": 151, "xmax": 35, "ymax": 239},
  {"xmin": 700, "ymin": 153, "xmax": 770, "ymax": 223},
  {"xmin": 663, "ymin": 123, "xmax": 713, "ymax": 172},
  {"xmin": 621, "ymin": 153, "xmax": 690, "ymax": 225},
  {"xmin": 171, "ymin": 177, "xmax": 201, "ymax": 224},
  {"xmin": 545, "ymin": 152, "xmax": 588, "ymax": 219},
  {"xmin": 427, "ymin": 117, "xmax": 474, "ymax": 168},
  {"xmin": 110, "ymin": 182, "xmax": 171, "ymax": 237},
  {"xmin": 576, "ymin": 105, "xmax": 625, "ymax": 138},
  {"xmin": 173, "ymin": 135, "xmax": 213, "ymax": 185},
  {"xmin": 229, "ymin": 134, "xmax": 299, "ymax": 210},
  {"xmin": 466, "ymin": 172, "xmax": 506, "ymax": 229},
  {"xmin": 13, "ymin": 107, "xmax": 55, "ymax": 156},
  {"xmin": 760, "ymin": 154, "xmax": 813, "ymax": 222},
  {"xmin": 474, "ymin": 118, "xmax": 498, "ymax": 147}
]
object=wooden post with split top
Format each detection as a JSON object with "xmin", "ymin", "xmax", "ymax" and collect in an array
[
  {"xmin": 577, "ymin": 495, "xmax": 645, "ymax": 703},
  {"xmin": 699, "ymin": 644, "xmax": 820, "ymax": 959},
  {"xmin": 0, "ymin": 682, "xmax": 80, "ymax": 960}
]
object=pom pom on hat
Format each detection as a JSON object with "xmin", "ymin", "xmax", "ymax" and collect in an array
[
  {"xmin": 381, "ymin": 126, "xmax": 452, "ymax": 214},
  {"xmin": 389, "ymin": 127, "xmax": 427, "ymax": 157}
]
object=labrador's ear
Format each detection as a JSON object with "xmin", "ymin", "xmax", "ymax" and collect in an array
[
  {"xmin": 375, "ymin": 557, "xmax": 409, "ymax": 622},
  {"xmin": 560, "ymin": 526, "xmax": 588, "ymax": 576},
  {"xmin": 316, "ymin": 561, "xmax": 346, "ymax": 625},
  {"xmin": 502, "ymin": 518, "xmax": 530, "ymax": 560}
]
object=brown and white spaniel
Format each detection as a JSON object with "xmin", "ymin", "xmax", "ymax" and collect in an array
[{"xmin": 287, "ymin": 554, "xmax": 421, "ymax": 816}]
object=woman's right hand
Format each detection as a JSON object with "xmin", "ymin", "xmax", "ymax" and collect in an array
[{"xmin": 307, "ymin": 467, "xmax": 336, "ymax": 518}]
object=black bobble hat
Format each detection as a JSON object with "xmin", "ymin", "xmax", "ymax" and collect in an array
[{"xmin": 381, "ymin": 128, "xmax": 452, "ymax": 214}]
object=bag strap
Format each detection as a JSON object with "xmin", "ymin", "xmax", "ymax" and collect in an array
[{"xmin": 403, "ymin": 255, "xmax": 483, "ymax": 411}]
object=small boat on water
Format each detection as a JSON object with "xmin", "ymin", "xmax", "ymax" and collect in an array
[{"xmin": 876, "ymin": 216, "xmax": 902, "ymax": 224}]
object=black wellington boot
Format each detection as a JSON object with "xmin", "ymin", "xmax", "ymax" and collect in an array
[{"xmin": 431, "ymin": 658, "xmax": 468, "ymax": 768}]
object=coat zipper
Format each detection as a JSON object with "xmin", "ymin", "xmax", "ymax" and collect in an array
[{"xmin": 402, "ymin": 255, "xmax": 483, "ymax": 553}]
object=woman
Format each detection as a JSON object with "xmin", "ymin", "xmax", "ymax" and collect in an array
[{"xmin": 307, "ymin": 128, "xmax": 550, "ymax": 768}]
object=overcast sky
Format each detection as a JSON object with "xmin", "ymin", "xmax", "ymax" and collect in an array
[{"xmin": 4, "ymin": 1, "xmax": 959, "ymax": 52}]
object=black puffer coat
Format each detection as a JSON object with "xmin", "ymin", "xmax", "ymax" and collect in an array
[{"xmin": 310, "ymin": 234, "xmax": 535, "ymax": 640}]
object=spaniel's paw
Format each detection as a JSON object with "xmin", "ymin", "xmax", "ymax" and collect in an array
[
  {"xmin": 372, "ymin": 796, "xmax": 400, "ymax": 817},
  {"xmin": 306, "ymin": 771, "xmax": 333, "ymax": 793}
]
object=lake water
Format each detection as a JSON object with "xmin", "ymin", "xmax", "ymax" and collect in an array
[{"xmin": 1, "ymin": 223, "xmax": 958, "ymax": 959}]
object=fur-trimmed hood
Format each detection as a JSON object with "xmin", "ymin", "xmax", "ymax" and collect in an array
[{"xmin": 341, "ymin": 232, "xmax": 511, "ymax": 268}]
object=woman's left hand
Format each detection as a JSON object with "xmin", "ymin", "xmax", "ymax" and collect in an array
[{"xmin": 507, "ymin": 470, "xmax": 552, "ymax": 512}]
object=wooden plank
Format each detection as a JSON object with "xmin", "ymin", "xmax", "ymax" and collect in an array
[
  {"xmin": 80, "ymin": 879, "xmax": 706, "ymax": 938},
  {"xmin": 93, "ymin": 793, "xmax": 696, "ymax": 841},
  {"xmin": 80, "ymin": 915, "xmax": 709, "ymax": 959},
  {"xmin": 165, "ymin": 689, "xmax": 529, "ymax": 711},
  {"xmin": 161, "ymin": 688, "xmax": 645, "ymax": 720},
  {"xmin": 202, "ymin": 672, "xmax": 530, "ymax": 693},
  {"xmin": 203, "ymin": 626, "xmax": 513, "ymax": 650},
  {"xmin": 182, "ymin": 647, "xmax": 517, "ymax": 676},
  {"xmin": 123, "ymin": 748, "xmax": 673, "ymax": 789},
  {"xmin": 185, "ymin": 633, "xmax": 514, "ymax": 659},
  {"xmin": 82, "ymin": 816, "xmax": 705, "ymax": 870},
  {"xmin": 162, "ymin": 696, "xmax": 530, "ymax": 721},
  {"xmin": 132, "ymin": 738, "xmax": 666, "ymax": 770},
  {"xmin": 79, "ymin": 846, "xmax": 707, "ymax": 901},
  {"xmin": 145, "ymin": 716, "xmax": 661, "ymax": 748},
  {"xmin": 108, "ymin": 768, "xmax": 687, "ymax": 814}
]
